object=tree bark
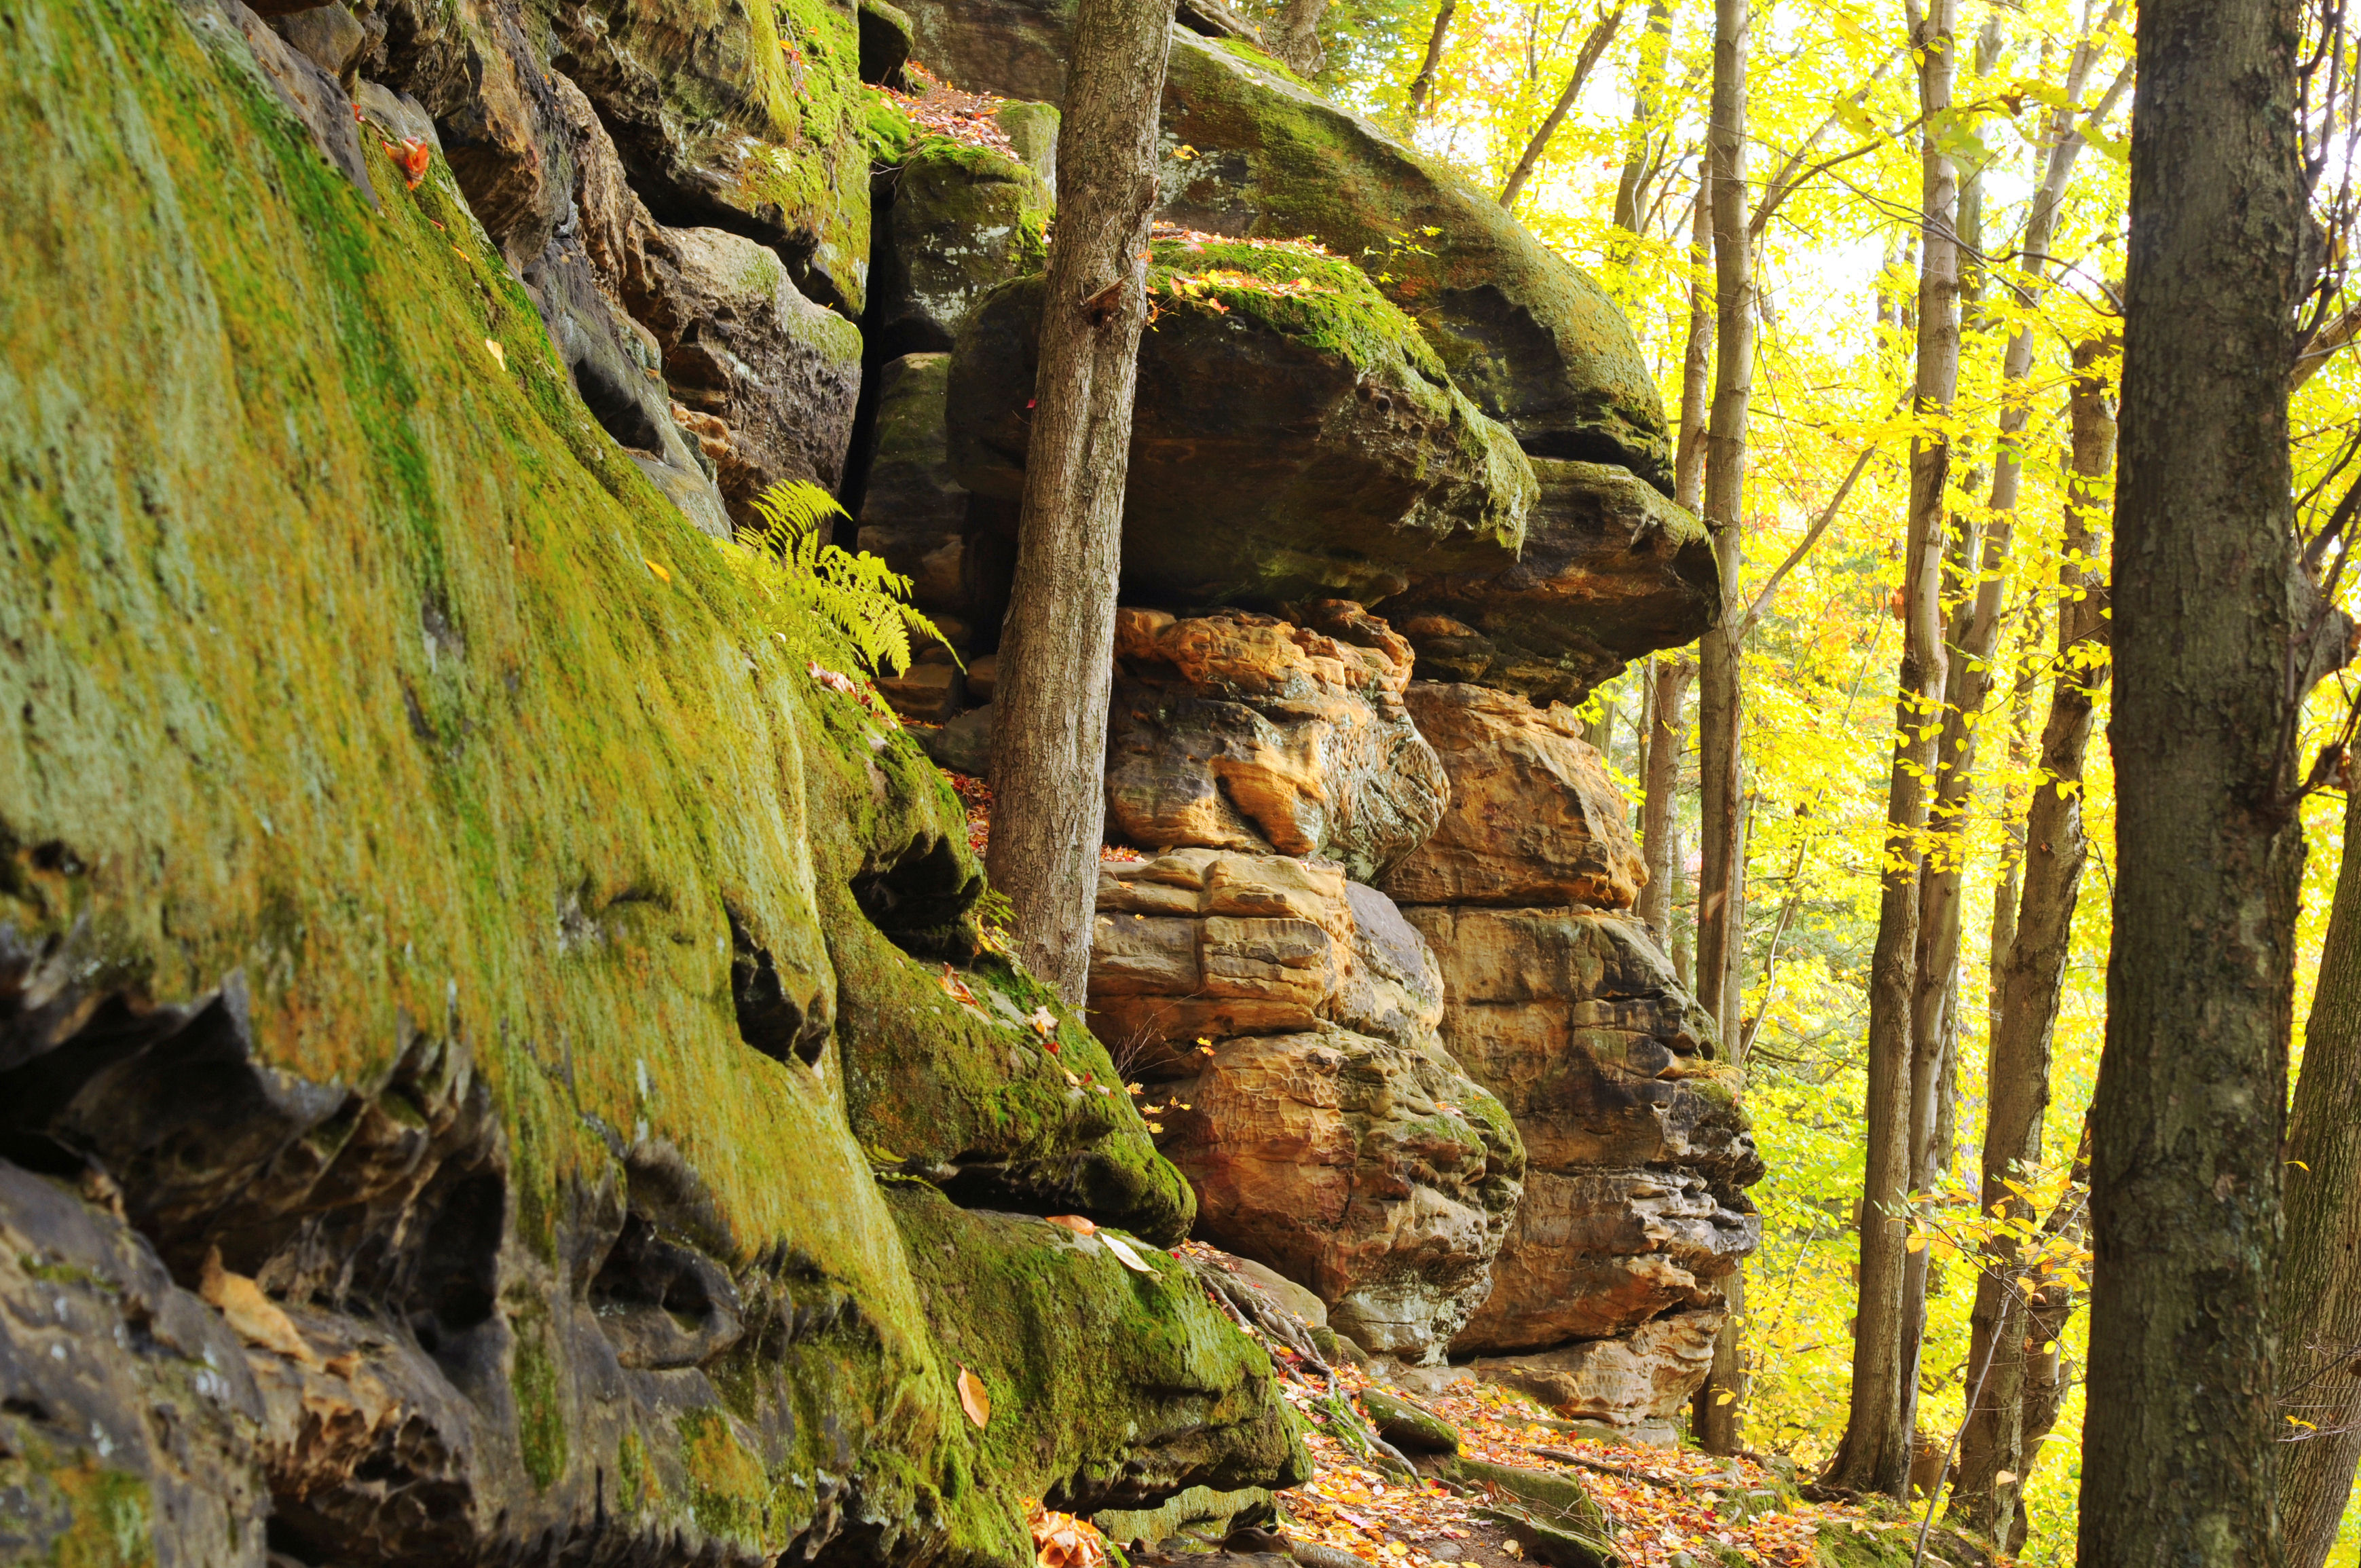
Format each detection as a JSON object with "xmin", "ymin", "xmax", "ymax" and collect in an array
[
  {"xmin": 1675, "ymin": 182, "xmax": 1713, "ymax": 512},
  {"xmin": 1498, "ymin": 7, "xmax": 1626, "ymax": 210},
  {"xmin": 1948, "ymin": 337, "xmax": 2115, "ymax": 1539},
  {"xmin": 1688, "ymin": 0, "xmax": 1752, "ymax": 1457},
  {"xmin": 985, "ymin": 0, "xmax": 1177, "ymax": 1005},
  {"xmin": 2275, "ymin": 789, "xmax": 2361, "ymax": 1568},
  {"xmin": 1404, "ymin": 0, "xmax": 1455, "ymax": 123},
  {"xmin": 1268, "ymin": 0, "xmax": 1327, "ymax": 78},
  {"xmin": 1638, "ymin": 658, "xmax": 1691, "ymax": 939},
  {"xmin": 1827, "ymin": 0, "xmax": 1958, "ymax": 1498},
  {"xmin": 1611, "ymin": 0, "xmax": 1675, "ymax": 237},
  {"xmin": 2080, "ymin": 0, "xmax": 2313, "ymax": 1552}
]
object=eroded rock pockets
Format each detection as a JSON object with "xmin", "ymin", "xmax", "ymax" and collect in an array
[{"xmin": 0, "ymin": 2, "xmax": 1306, "ymax": 1559}]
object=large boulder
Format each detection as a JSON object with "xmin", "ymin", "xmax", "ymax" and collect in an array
[
  {"xmin": 623, "ymin": 224, "xmax": 867, "ymax": 513},
  {"xmin": 948, "ymin": 236, "xmax": 1534, "ymax": 605},
  {"xmin": 1153, "ymin": 1025, "xmax": 1523, "ymax": 1361},
  {"xmin": 546, "ymin": 0, "xmax": 876, "ymax": 313},
  {"xmin": 1396, "ymin": 908, "xmax": 1761, "ymax": 1356},
  {"xmin": 854, "ymin": 353, "xmax": 1014, "ymax": 666},
  {"xmin": 885, "ymin": 11, "xmax": 1671, "ymax": 487},
  {"xmin": 1378, "ymin": 683, "xmax": 1646, "ymax": 910},
  {"xmin": 0, "ymin": 9, "xmax": 1304, "ymax": 1560},
  {"xmin": 1389, "ymin": 460, "xmax": 1722, "ymax": 704},
  {"xmin": 874, "ymin": 134, "xmax": 1052, "ymax": 356},
  {"xmin": 1104, "ymin": 604, "xmax": 1447, "ymax": 882},
  {"xmin": 1090, "ymin": 851, "xmax": 1523, "ymax": 1361}
]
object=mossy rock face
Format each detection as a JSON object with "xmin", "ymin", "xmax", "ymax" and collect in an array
[
  {"xmin": 549, "ymin": 0, "xmax": 874, "ymax": 312},
  {"xmin": 888, "ymin": 1185, "xmax": 1314, "ymax": 1516},
  {"xmin": 947, "ymin": 243, "xmax": 1534, "ymax": 606},
  {"xmin": 875, "ymin": 135, "xmax": 1054, "ymax": 357},
  {"xmin": 1156, "ymin": 34, "xmax": 1668, "ymax": 489},
  {"xmin": 0, "ymin": 3, "xmax": 1295, "ymax": 1559},
  {"xmin": 1388, "ymin": 460, "xmax": 1722, "ymax": 704},
  {"xmin": 1358, "ymin": 1389, "xmax": 1459, "ymax": 1455}
]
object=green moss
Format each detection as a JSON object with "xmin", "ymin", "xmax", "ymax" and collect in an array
[
  {"xmin": 0, "ymin": 1431, "xmax": 154, "ymax": 1568},
  {"xmin": 1215, "ymin": 35, "xmax": 1309, "ymax": 88},
  {"xmin": 616, "ymin": 1427, "xmax": 656, "ymax": 1514},
  {"xmin": 866, "ymin": 94, "xmax": 918, "ymax": 163},
  {"xmin": 676, "ymin": 1408, "xmax": 777, "ymax": 1546},
  {"xmin": 512, "ymin": 1316, "xmax": 568, "ymax": 1491},
  {"xmin": 1149, "ymin": 238, "xmax": 1445, "ymax": 381}
]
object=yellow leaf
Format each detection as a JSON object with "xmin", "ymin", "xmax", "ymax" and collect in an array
[
  {"xmin": 1905, "ymin": 1231, "xmax": 1927, "ymax": 1252},
  {"xmin": 1100, "ymin": 1233, "xmax": 1157, "ymax": 1273},
  {"xmin": 2288, "ymin": 1159, "xmax": 2310, "ymax": 1171},
  {"xmin": 644, "ymin": 559, "xmax": 672, "ymax": 582},
  {"xmin": 1996, "ymin": 1470, "xmax": 2018, "ymax": 1485},
  {"xmin": 959, "ymin": 1366, "xmax": 992, "ymax": 1427},
  {"xmin": 483, "ymin": 337, "xmax": 505, "ymax": 368}
]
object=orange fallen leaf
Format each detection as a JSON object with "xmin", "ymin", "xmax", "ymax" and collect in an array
[
  {"xmin": 958, "ymin": 1365, "xmax": 991, "ymax": 1427},
  {"xmin": 1045, "ymin": 1214, "xmax": 1098, "ymax": 1236}
]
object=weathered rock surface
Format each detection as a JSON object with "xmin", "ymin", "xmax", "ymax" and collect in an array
[
  {"xmin": 1390, "ymin": 460, "xmax": 1722, "ymax": 704},
  {"xmin": 1379, "ymin": 683, "xmax": 1646, "ymax": 910},
  {"xmin": 625, "ymin": 222, "xmax": 867, "ymax": 508},
  {"xmin": 0, "ymin": 8, "xmax": 1305, "ymax": 1561},
  {"xmin": 1089, "ymin": 852, "xmax": 1521, "ymax": 1361},
  {"xmin": 1154, "ymin": 1027, "xmax": 1520, "ymax": 1361},
  {"xmin": 1474, "ymin": 1309, "xmax": 1727, "ymax": 1445},
  {"xmin": 1105, "ymin": 604, "xmax": 1448, "ymax": 882},
  {"xmin": 874, "ymin": 134, "xmax": 1052, "ymax": 355},
  {"xmin": 885, "ymin": 12, "xmax": 1670, "ymax": 487},
  {"xmin": 1396, "ymin": 907, "xmax": 1760, "ymax": 1357},
  {"xmin": 1090, "ymin": 849, "xmax": 1445, "ymax": 1056},
  {"xmin": 948, "ymin": 239, "xmax": 1534, "ymax": 605}
]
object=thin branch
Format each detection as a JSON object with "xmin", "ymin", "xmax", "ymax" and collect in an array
[
  {"xmin": 1498, "ymin": 5, "xmax": 1628, "ymax": 209},
  {"xmin": 1739, "ymin": 435, "xmax": 1889, "ymax": 639}
]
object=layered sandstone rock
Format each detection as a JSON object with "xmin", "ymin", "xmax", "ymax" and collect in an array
[
  {"xmin": 1473, "ymin": 1309, "xmax": 1728, "ymax": 1446},
  {"xmin": 1090, "ymin": 851, "xmax": 1523, "ymax": 1360},
  {"xmin": 1104, "ymin": 605, "xmax": 1448, "ymax": 882},
  {"xmin": 1378, "ymin": 682, "xmax": 1646, "ymax": 910}
]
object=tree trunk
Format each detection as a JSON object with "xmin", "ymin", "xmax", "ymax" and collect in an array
[
  {"xmin": 1639, "ymin": 659, "xmax": 1691, "ymax": 941},
  {"xmin": 1688, "ymin": 0, "xmax": 1752, "ymax": 1458},
  {"xmin": 1948, "ymin": 336, "xmax": 2116, "ymax": 1538},
  {"xmin": 2080, "ymin": 0, "xmax": 2315, "ymax": 1552},
  {"xmin": 1268, "ymin": 0, "xmax": 1327, "ymax": 77},
  {"xmin": 1404, "ymin": 0, "xmax": 1455, "ymax": 123},
  {"xmin": 1498, "ymin": 7, "xmax": 1626, "ymax": 211},
  {"xmin": 1611, "ymin": 0, "xmax": 1675, "ymax": 237},
  {"xmin": 1675, "ymin": 183, "xmax": 1713, "ymax": 512},
  {"xmin": 985, "ymin": 0, "xmax": 1177, "ymax": 1005},
  {"xmin": 1827, "ymin": 0, "xmax": 1958, "ymax": 1497},
  {"xmin": 2275, "ymin": 792, "xmax": 2361, "ymax": 1568}
]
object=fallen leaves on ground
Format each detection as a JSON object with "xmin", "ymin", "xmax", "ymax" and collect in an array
[
  {"xmin": 1167, "ymin": 1238, "xmax": 1970, "ymax": 1568},
  {"xmin": 937, "ymin": 767, "xmax": 1144, "ymax": 863},
  {"xmin": 1030, "ymin": 1501, "xmax": 1111, "ymax": 1568},
  {"xmin": 871, "ymin": 64, "xmax": 1016, "ymax": 155}
]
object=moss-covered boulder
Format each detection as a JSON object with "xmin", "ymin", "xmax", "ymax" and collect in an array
[
  {"xmin": 876, "ymin": 134, "xmax": 1054, "ymax": 356},
  {"xmin": 1387, "ymin": 460, "xmax": 1722, "ymax": 704},
  {"xmin": 548, "ymin": 0, "xmax": 876, "ymax": 313},
  {"xmin": 0, "ymin": 3, "xmax": 1299, "ymax": 1561},
  {"xmin": 948, "ymin": 238, "xmax": 1534, "ymax": 605},
  {"xmin": 1158, "ymin": 33, "xmax": 1668, "ymax": 487}
]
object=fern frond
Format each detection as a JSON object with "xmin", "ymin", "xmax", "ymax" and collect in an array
[{"xmin": 726, "ymin": 479, "xmax": 961, "ymax": 679}]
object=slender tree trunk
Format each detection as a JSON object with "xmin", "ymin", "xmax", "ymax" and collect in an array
[
  {"xmin": 986, "ymin": 0, "xmax": 1177, "ymax": 1005},
  {"xmin": 1671, "ymin": 809, "xmax": 1692, "ymax": 990},
  {"xmin": 1404, "ymin": 0, "xmax": 1456, "ymax": 123},
  {"xmin": 1611, "ymin": 0, "xmax": 1675, "ymax": 238},
  {"xmin": 1639, "ymin": 660, "xmax": 1690, "ymax": 939},
  {"xmin": 1949, "ymin": 337, "xmax": 2116, "ymax": 1538},
  {"xmin": 1498, "ymin": 7, "xmax": 1626, "ymax": 210},
  {"xmin": 2081, "ymin": 0, "xmax": 2317, "ymax": 1552},
  {"xmin": 1269, "ymin": 0, "xmax": 1328, "ymax": 77},
  {"xmin": 1688, "ymin": 0, "xmax": 1752, "ymax": 1457},
  {"xmin": 1828, "ymin": 0, "xmax": 1958, "ymax": 1497},
  {"xmin": 2275, "ymin": 792, "xmax": 2361, "ymax": 1567},
  {"xmin": 1675, "ymin": 183, "xmax": 1713, "ymax": 512}
]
